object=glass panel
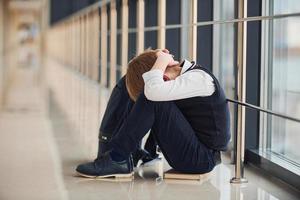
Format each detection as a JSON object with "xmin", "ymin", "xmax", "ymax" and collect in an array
[
  {"xmin": 212, "ymin": 22, "xmax": 236, "ymax": 147},
  {"xmin": 212, "ymin": 22, "xmax": 235, "ymax": 100},
  {"xmin": 144, "ymin": 0, "xmax": 158, "ymax": 50},
  {"xmin": 117, "ymin": 0, "xmax": 124, "ymax": 80},
  {"xmin": 273, "ymin": 0, "xmax": 300, "ymax": 15},
  {"xmin": 128, "ymin": 0, "xmax": 137, "ymax": 28},
  {"xmin": 213, "ymin": 0, "xmax": 235, "ymax": 21},
  {"xmin": 128, "ymin": 32, "xmax": 136, "ymax": 60},
  {"xmin": 212, "ymin": 0, "xmax": 236, "ymax": 148},
  {"xmin": 196, "ymin": 25, "xmax": 213, "ymax": 69},
  {"xmin": 212, "ymin": 0, "xmax": 235, "ymax": 96},
  {"xmin": 145, "ymin": 0, "xmax": 157, "ymax": 27},
  {"xmin": 116, "ymin": 0, "xmax": 122, "ymax": 30},
  {"xmin": 166, "ymin": 29, "xmax": 180, "ymax": 59},
  {"xmin": 116, "ymin": 34, "xmax": 122, "ymax": 81},
  {"xmin": 145, "ymin": 31, "xmax": 157, "ymax": 50},
  {"xmin": 166, "ymin": 0, "xmax": 180, "ymax": 25},
  {"xmin": 266, "ymin": 16, "xmax": 300, "ymax": 165}
]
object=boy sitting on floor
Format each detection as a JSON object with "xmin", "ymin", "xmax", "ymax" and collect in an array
[{"xmin": 76, "ymin": 49, "xmax": 230, "ymax": 178}]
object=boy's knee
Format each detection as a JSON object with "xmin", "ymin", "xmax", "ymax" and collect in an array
[
  {"xmin": 152, "ymin": 101, "xmax": 176, "ymax": 112},
  {"xmin": 135, "ymin": 93, "xmax": 177, "ymax": 114}
]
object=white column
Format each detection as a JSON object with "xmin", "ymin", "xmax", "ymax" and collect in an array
[
  {"xmin": 136, "ymin": 0, "xmax": 144, "ymax": 54},
  {"xmin": 121, "ymin": 0, "xmax": 129, "ymax": 76},
  {"xmin": 180, "ymin": 0, "xmax": 190, "ymax": 59},
  {"xmin": 189, "ymin": 0, "xmax": 197, "ymax": 61},
  {"xmin": 100, "ymin": 5, "xmax": 108, "ymax": 86},
  {"xmin": 157, "ymin": 0, "xmax": 166, "ymax": 49},
  {"xmin": 110, "ymin": 0, "xmax": 117, "ymax": 88}
]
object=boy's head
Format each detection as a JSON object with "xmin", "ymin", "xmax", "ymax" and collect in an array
[{"xmin": 126, "ymin": 49, "xmax": 157, "ymax": 101}]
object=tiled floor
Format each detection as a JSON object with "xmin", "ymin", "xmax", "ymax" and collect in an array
[{"xmin": 0, "ymin": 67, "xmax": 299, "ymax": 200}]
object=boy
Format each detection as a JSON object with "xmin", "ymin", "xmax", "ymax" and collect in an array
[{"xmin": 76, "ymin": 49, "xmax": 230, "ymax": 178}]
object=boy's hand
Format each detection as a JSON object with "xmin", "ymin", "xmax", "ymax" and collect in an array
[{"xmin": 152, "ymin": 49, "xmax": 179, "ymax": 72}]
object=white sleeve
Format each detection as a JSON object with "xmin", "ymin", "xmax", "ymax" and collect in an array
[{"xmin": 142, "ymin": 69, "xmax": 215, "ymax": 101}]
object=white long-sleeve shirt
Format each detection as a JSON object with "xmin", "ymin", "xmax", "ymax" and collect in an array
[{"xmin": 142, "ymin": 60, "xmax": 215, "ymax": 101}]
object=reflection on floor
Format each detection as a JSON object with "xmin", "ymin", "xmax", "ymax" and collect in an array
[{"xmin": 0, "ymin": 67, "xmax": 299, "ymax": 200}]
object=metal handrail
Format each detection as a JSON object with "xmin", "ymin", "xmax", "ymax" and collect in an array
[
  {"xmin": 227, "ymin": 97, "xmax": 300, "ymax": 184},
  {"xmin": 51, "ymin": 0, "xmax": 300, "ymax": 27},
  {"xmin": 227, "ymin": 98, "xmax": 300, "ymax": 123}
]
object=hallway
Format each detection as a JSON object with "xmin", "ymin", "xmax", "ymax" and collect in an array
[
  {"xmin": 0, "ymin": 66, "xmax": 298, "ymax": 200},
  {"xmin": 0, "ymin": 67, "xmax": 66, "ymax": 199}
]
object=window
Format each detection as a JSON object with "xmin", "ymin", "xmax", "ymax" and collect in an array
[
  {"xmin": 128, "ymin": 0, "xmax": 137, "ymax": 60},
  {"xmin": 260, "ymin": 0, "xmax": 300, "ymax": 173},
  {"xmin": 166, "ymin": 0, "xmax": 180, "ymax": 59},
  {"xmin": 144, "ymin": 0, "xmax": 157, "ymax": 50},
  {"xmin": 212, "ymin": 0, "xmax": 236, "ymax": 150},
  {"xmin": 116, "ymin": 0, "xmax": 122, "ymax": 81}
]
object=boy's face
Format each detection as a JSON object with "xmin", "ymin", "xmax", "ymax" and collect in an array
[{"xmin": 164, "ymin": 65, "xmax": 182, "ymax": 81}]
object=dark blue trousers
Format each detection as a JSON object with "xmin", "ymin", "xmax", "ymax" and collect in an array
[
  {"xmin": 99, "ymin": 77, "xmax": 157, "ymax": 156},
  {"xmin": 110, "ymin": 93, "xmax": 216, "ymax": 174},
  {"xmin": 100, "ymin": 77, "xmax": 216, "ymax": 173}
]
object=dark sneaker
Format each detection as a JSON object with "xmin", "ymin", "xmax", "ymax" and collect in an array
[{"xmin": 76, "ymin": 152, "xmax": 134, "ymax": 178}]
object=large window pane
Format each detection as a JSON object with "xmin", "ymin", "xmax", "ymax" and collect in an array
[
  {"xmin": 166, "ymin": 0, "xmax": 180, "ymax": 25},
  {"xmin": 128, "ymin": 0, "xmax": 136, "ymax": 61},
  {"xmin": 266, "ymin": 16, "xmax": 300, "ymax": 165},
  {"xmin": 166, "ymin": 29, "xmax": 180, "ymax": 59},
  {"xmin": 213, "ymin": 0, "xmax": 235, "ymax": 97},
  {"xmin": 145, "ymin": 31, "xmax": 157, "ymax": 49},
  {"xmin": 116, "ymin": 0, "xmax": 122, "ymax": 81},
  {"xmin": 273, "ymin": 0, "xmax": 300, "ymax": 15},
  {"xmin": 166, "ymin": 0, "xmax": 180, "ymax": 59},
  {"xmin": 144, "ymin": 0, "xmax": 157, "ymax": 50},
  {"xmin": 261, "ymin": 0, "xmax": 300, "ymax": 169},
  {"xmin": 213, "ymin": 0, "xmax": 236, "ymax": 21},
  {"xmin": 212, "ymin": 1, "xmax": 236, "ymax": 149}
]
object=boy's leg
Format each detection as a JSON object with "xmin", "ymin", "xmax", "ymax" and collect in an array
[
  {"xmin": 98, "ymin": 76, "xmax": 134, "ymax": 154},
  {"xmin": 110, "ymin": 93, "xmax": 216, "ymax": 174},
  {"xmin": 151, "ymin": 102, "xmax": 216, "ymax": 173},
  {"xmin": 98, "ymin": 76, "xmax": 158, "ymax": 160},
  {"xmin": 76, "ymin": 93, "xmax": 215, "ymax": 177}
]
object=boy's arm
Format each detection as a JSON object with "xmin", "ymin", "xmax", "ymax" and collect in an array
[
  {"xmin": 142, "ymin": 69, "xmax": 215, "ymax": 101},
  {"xmin": 150, "ymin": 50, "xmax": 179, "ymax": 72},
  {"xmin": 142, "ymin": 50, "xmax": 215, "ymax": 101}
]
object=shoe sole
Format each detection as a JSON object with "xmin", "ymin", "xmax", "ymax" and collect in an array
[{"xmin": 76, "ymin": 172, "xmax": 134, "ymax": 179}]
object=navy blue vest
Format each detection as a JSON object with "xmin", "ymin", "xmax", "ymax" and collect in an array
[{"xmin": 175, "ymin": 63, "xmax": 231, "ymax": 151}]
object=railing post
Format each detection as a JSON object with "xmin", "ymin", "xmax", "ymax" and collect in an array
[
  {"xmin": 136, "ymin": 0, "xmax": 144, "ymax": 54},
  {"xmin": 100, "ymin": 4, "xmax": 107, "ymax": 87},
  {"xmin": 230, "ymin": 0, "xmax": 248, "ymax": 184},
  {"xmin": 189, "ymin": 0, "xmax": 197, "ymax": 61},
  {"xmin": 110, "ymin": 0, "xmax": 117, "ymax": 88},
  {"xmin": 157, "ymin": 0, "xmax": 166, "ymax": 49},
  {"xmin": 121, "ymin": 0, "xmax": 128, "ymax": 76}
]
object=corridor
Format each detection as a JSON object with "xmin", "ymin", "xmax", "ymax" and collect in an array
[
  {"xmin": 1, "ymin": 0, "xmax": 300, "ymax": 199},
  {"xmin": 0, "ymin": 66, "xmax": 299, "ymax": 200}
]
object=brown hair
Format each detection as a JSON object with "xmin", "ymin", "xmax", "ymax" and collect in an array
[{"xmin": 126, "ymin": 49, "xmax": 157, "ymax": 101}]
